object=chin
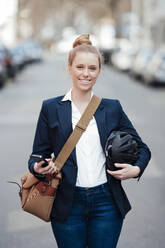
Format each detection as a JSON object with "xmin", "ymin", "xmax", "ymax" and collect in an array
[
  {"xmin": 79, "ymin": 85, "xmax": 93, "ymax": 92},
  {"xmin": 79, "ymin": 82, "xmax": 94, "ymax": 89}
]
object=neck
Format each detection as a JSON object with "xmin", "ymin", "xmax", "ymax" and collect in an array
[{"xmin": 71, "ymin": 88, "xmax": 92, "ymax": 104}]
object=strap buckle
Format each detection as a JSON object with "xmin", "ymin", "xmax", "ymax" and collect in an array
[{"xmin": 75, "ymin": 124, "xmax": 86, "ymax": 132}]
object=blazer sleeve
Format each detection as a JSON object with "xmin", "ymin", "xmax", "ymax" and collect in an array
[
  {"xmin": 117, "ymin": 100, "xmax": 151, "ymax": 181},
  {"xmin": 28, "ymin": 100, "xmax": 53, "ymax": 180}
]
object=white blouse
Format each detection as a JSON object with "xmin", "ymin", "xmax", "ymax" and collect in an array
[{"xmin": 62, "ymin": 89, "xmax": 107, "ymax": 187}]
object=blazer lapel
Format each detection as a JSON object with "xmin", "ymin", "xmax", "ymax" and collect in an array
[
  {"xmin": 56, "ymin": 99, "xmax": 77, "ymax": 164},
  {"xmin": 94, "ymin": 101, "xmax": 107, "ymax": 151},
  {"xmin": 56, "ymin": 100, "xmax": 72, "ymax": 141}
]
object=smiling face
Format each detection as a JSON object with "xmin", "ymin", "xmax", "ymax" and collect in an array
[{"xmin": 68, "ymin": 52, "xmax": 100, "ymax": 92}]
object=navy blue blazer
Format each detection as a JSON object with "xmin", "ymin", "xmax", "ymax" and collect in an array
[{"xmin": 28, "ymin": 95, "xmax": 151, "ymax": 221}]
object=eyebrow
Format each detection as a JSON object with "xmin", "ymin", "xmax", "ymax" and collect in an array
[{"xmin": 76, "ymin": 64, "xmax": 97, "ymax": 67}]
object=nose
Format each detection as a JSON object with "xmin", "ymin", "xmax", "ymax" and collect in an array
[{"xmin": 82, "ymin": 68, "xmax": 89, "ymax": 77}]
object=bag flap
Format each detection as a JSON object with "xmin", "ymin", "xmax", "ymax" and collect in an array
[{"xmin": 21, "ymin": 171, "xmax": 39, "ymax": 189}]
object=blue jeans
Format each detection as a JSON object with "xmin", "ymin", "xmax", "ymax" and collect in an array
[{"xmin": 51, "ymin": 183, "xmax": 123, "ymax": 248}]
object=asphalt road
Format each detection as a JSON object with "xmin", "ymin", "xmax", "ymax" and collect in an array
[{"xmin": 0, "ymin": 53, "xmax": 165, "ymax": 248}]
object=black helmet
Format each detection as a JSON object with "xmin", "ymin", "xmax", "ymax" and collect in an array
[{"xmin": 105, "ymin": 131, "xmax": 138, "ymax": 171}]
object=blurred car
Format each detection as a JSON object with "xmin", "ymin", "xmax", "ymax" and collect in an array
[
  {"xmin": 11, "ymin": 46, "xmax": 26, "ymax": 71},
  {"xmin": 0, "ymin": 41, "xmax": 16, "ymax": 80},
  {"xmin": 0, "ymin": 60, "xmax": 6, "ymax": 88},
  {"xmin": 142, "ymin": 48, "xmax": 165, "ymax": 85},
  {"xmin": 111, "ymin": 39, "xmax": 137, "ymax": 71},
  {"xmin": 18, "ymin": 40, "xmax": 43, "ymax": 64},
  {"xmin": 130, "ymin": 48, "xmax": 155, "ymax": 79}
]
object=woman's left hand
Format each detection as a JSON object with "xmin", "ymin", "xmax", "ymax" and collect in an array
[{"xmin": 107, "ymin": 163, "xmax": 140, "ymax": 180}]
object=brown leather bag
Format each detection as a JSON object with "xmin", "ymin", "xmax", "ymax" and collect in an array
[
  {"xmin": 9, "ymin": 95, "xmax": 101, "ymax": 222},
  {"xmin": 20, "ymin": 171, "xmax": 62, "ymax": 222}
]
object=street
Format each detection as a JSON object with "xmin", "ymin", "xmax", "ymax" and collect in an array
[{"xmin": 0, "ymin": 53, "xmax": 165, "ymax": 248}]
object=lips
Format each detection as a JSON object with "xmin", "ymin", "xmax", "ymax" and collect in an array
[{"xmin": 79, "ymin": 79, "xmax": 91, "ymax": 84}]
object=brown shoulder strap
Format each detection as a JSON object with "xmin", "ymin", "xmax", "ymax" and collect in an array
[{"xmin": 53, "ymin": 95, "xmax": 102, "ymax": 172}]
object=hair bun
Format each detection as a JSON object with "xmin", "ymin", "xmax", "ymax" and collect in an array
[{"xmin": 73, "ymin": 34, "xmax": 92, "ymax": 48}]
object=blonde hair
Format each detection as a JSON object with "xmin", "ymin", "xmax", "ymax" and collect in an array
[{"xmin": 68, "ymin": 34, "xmax": 103, "ymax": 69}]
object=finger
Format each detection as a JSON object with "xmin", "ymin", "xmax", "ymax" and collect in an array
[
  {"xmin": 107, "ymin": 169, "xmax": 124, "ymax": 175},
  {"xmin": 107, "ymin": 169, "xmax": 119, "ymax": 175},
  {"xmin": 42, "ymin": 163, "xmax": 57, "ymax": 174},
  {"xmin": 47, "ymin": 166, "xmax": 56, "ymax": 174},
  {"xmin": 114, "ymin": 163, "xmax": 127, "ymax": 168},
  {"xmin": 38, "ymin": 159, "xmax": 52, "ymax": 169},
  {"xmin": 115, "ymin": 173, "xmax": 128, "ymax": 180},
  {"xmin": 46, "ymin": 169, "xmax": 54, "ymax": 175},
  {"xmin": 107, "ymin": 169, "xmax": 124, "ymax": 180},
  {"xmin": 107, "ymin": 169, "xmax": 115, "ymax": 175},
  {"xmin": 37, "ymin": 160, "xmax": 46, "ymax": 168},
  {"xmin": 107, "ymin": 169, "xmax": 131, "ymax": 180},
  {"xmin": 34, "ymin": 162, "xmax": 42, "ymax": 173},
  {"xmin": 41, "ymin": 164, "xmax": 52, "ymax": 173}
]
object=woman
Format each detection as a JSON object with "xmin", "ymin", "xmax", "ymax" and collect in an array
[{"xmin": 28, "ymin": 34, "xmax": 151, "ymax": 248}]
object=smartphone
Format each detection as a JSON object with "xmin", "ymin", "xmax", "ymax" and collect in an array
[{"xmin": 30, "ymin": 154, "xmax": 49, "ymax": 168}]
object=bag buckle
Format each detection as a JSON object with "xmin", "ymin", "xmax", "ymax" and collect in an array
[{"xmin": 75, "ymin": 124, "xmax": 86, "ymax": 132}]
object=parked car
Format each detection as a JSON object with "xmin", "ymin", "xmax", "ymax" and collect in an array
[
  {"xmin": 0, "ymin": 41, "xmax": 16, "ymax": 80},
  {"xmin": 0, "ymin": 60, "xmax": 5, "ymax": 88},
  {"xmin": 130, "ymin": 48, "xmax": 155, "ymax": 79},
  {"xmin": 17, "ymin": 40, "xmax": 43, "ymax": 64},
  {"xmin": 11, "ymin": 46, "xmax": 26, "ymax": 71},
  {"xmin": 142, "ymin": 48, "xmax": 165, "ymax": 86}
]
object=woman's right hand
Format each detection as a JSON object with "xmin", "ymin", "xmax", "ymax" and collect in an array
[{"xmin": 33, "ymin": 159, "xmax": 57, "ymax": 175}]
